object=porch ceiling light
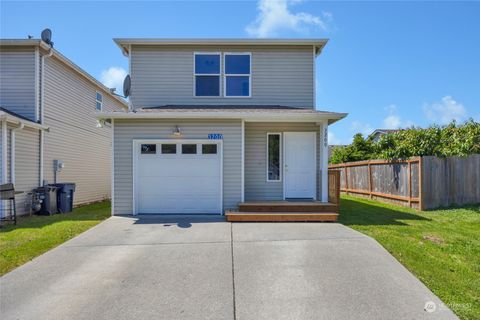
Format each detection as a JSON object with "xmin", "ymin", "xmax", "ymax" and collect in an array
[{"xmin": 173, "ymin": 125, "xmax": 181, "ymax": 136}]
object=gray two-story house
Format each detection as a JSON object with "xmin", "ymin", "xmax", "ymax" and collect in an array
[
  {"xmin": 98, "ymin": 39, "xmax": 346, "ymax": 220},
  {"xmin": 0, "ymin": 39, "xmax": 128, "ymax": 216}
]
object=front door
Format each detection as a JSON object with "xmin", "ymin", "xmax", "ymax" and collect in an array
[{"xmin": 284, "ymin": 132, "xmax": 316, "ymax": 199}]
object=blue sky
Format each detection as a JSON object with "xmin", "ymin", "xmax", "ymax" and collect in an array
[{"xmin": 1, "ymin": 0, "xmax": 479, "ymax": 144}]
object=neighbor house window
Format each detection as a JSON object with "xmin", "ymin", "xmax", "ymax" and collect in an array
[
  {"xmin": 96, "ymin": 92, "xmax": 103, "ymax": 111},
  {"xmin": 194, "ymin": 53, "xmax": 220, "ymax": 97},
  {"xmin": 224, "ymin": 53, "xmax": 251, "ymax": 97},
  {"xmin": 267, "ymin": 133, "xmax": 281, "ymax": 181}
]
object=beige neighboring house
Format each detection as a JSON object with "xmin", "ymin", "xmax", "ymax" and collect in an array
[{"xmin": 0, "ymin": 39, "xmax": 128, "ymax": 216}]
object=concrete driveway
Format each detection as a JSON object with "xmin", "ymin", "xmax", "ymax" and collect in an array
[{"xmin": 1, "ymin": 216, "xmax": 457, "ymax": 320}]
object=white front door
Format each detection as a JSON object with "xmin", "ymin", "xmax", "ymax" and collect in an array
[
  {"xmin": 134, "ymin": 140, "xmax": 222, "ymax": 214},
  {"xmin": 284, "ymin": 132, "xmax": 316, "ymax": 199}
]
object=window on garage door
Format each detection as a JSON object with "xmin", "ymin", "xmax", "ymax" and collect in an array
[
  {"xmin": 182, "ymin": 144, "xmax": 197, "ymax": 154},
  {"xmin": 161, "ymin": 144, "xmax": 177, "ymax": 154}
]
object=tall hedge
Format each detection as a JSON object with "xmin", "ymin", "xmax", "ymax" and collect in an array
[{"xmin": 329, "ymin": 119, "xmax": 480, "ymax": 164}]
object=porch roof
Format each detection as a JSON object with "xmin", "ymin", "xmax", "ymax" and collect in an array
[
  {"xmin": 97, "ymin": 105, "xmax": 347, "ymax": 124},
  {"xmin": 0, "ymin": 107, "xmax": 49, "ymax": 130}
]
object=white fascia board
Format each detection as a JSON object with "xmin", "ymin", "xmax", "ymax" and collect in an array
[
  {"xmin": 96, "ymin": 111, "xmax": 347, "ymax": 124},
  {"xmin": 0, "ymin": 112, "xmax": 49, "ymax": 131},
  {"xmin": 114, "ymin": 38, "xmax": 328, "ymax": 56}
]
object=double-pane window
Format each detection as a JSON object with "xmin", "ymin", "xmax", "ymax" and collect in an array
[{"xmin": 194, "ymin": 53, "xmax": 220, "ymax": 96}]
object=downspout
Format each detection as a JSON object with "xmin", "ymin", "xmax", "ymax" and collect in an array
[
  {"xmin": 1, "ymin": 120, "xmax": 7, "ymax": 184},
  {"xmin": 0, "ymin": 120, "xmax": 6, "ymax": 215},
  {"xmin": 10, "ymin": 122, "xmax": 25, "ymax": 185}
]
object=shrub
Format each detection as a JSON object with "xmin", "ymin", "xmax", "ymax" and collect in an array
[{"xmin": 330, "ymin": 119, "xmax": 480, "ymax": 164}]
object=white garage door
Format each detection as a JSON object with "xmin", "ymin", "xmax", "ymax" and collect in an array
[{"xmin": 134, "ymin": 140, "xmax": 222, "ymax": 214}]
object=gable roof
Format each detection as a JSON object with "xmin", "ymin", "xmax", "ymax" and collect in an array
[
  {"xmin": 113, "ymin": 38, "xmax": 328, "ymax": 57},
  {"xmin": 0, "ymin": 39, "xmax": 128, "ymax": 109}
]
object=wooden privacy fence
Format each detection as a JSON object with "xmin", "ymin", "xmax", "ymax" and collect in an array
[
  {"xmin": 329, "ymin": 154, "xmax": 480, "ymax": 210},
  {"xmin": 328, "ymin": 170, "xmax": 341, "ymax": 205}
]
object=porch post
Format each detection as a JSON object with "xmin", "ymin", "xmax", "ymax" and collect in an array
[
  {"xmin": 319, "ymin": 120, "xmax": 329, "ymax": 202},
  {"xmin": 241, "ymin": 119, "xmax": 245, "ymax": 202}
]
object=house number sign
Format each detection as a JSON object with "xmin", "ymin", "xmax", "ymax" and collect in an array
[
  {"xmin": 323, "ymin": 127, "xmax": 328, "ymax": 147},
  {"xmin": 208, "ymin": 133, "xmax": 223, "ymax": 140}
]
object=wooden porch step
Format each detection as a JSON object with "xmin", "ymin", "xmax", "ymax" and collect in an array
[
  {"xmin": 225, "ymin": 211, "xmax": 339, "ymax": 222},
  {"xmin": 238, "ymin": 201, "xmax": 339, "ymax": 213}
]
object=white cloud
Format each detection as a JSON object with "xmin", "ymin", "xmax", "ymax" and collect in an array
[
  {"xmin": 381, "ymin": 104, "xmax": 415, "ymax": 129},
  {"xmin": 423, "ymin": 96, "xmax": 467, "ymax": 125},
  {"xmin": 351, "ymin": 120, "xmax": 374, "ymax": 137},
  {"xmin": 100, "ymin": 67, "xmax": 127, "ymax": 93},
  {"xmin": 246, "ymin": 0, "xmax": 332, "ymax": 38},
  {"xmin": 328, "ymin": 131, "xmax": 342, "ymax": 145},
  {"xmin": 383, "ymin": 115, "xmax": 401, "ymax": 129}
]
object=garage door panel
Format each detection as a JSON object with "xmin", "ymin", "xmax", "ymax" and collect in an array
[{"xmin": 135, "ymin": 141, "xmax": 222, "ymax": 214}]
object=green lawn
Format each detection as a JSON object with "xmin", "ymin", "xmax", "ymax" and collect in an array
[
  {"xmin": 0, "ymin": 201, "xmax": 111, "ymax": 276},
  {"xmin": 339, "ymin": 195, "xmax": 480, "ymax": 320}
]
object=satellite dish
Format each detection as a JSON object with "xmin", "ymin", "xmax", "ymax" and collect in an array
[
  {"xmin": 123, "ymin": 75, "xmax": 131, "ymax": 98},
  {"xmin": 41, "ymin": 28, "xmax": 54, "ymax": 47}
]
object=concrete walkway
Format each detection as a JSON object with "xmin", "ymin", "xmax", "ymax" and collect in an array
[{"xmin": 0, "ymin": 216, "xmax": 457, "ymax": 320}]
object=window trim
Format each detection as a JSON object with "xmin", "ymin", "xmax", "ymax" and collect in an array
[
  {"xmin": 95, "ymin": 91, "xmax": 103, "ymax": 111},
  {"xmin": 223, "ymin": 52, "xmax": 252, "ymax": 98},
  {"xmin": 193, "ymin": 52, "xmax": 221, "ymax": 98},
  {"xmin": 266, "ymin": 132, "xmax": 282, "ymax": 182}
]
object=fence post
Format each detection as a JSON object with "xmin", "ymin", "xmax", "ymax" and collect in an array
[
  {"xmin": 408, "ymin": 160, "xmax": 412, "ymax": 208},
  {"xmin": 344, "ymin": 166, "xmax": 348, "ymax": 195},
  {"xmin": 368, "ymin": 162, "xmax": 373, "ymax": 199},
  {"xmin": 419, "ymin": 156, "xmax": 424, "ymax": 210}
]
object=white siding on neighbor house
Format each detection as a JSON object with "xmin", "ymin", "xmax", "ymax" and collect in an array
[
  {"xmin": 42, "ymin": 56, "xmax": 125, "ymax": 205},
  {"xmin": 14, "ymin": 127, "xmax": 40, "ymax": 215},
  {"xmin": 245, "ymin": 122, "xmax": 323, "ymax": 201},
  {"xmin": 0, "ymin": 47, "xmax": 37, "ymax": 121},
  {"xmin": 130, "ymin": 45, "xmax": 314, "ymax": 108},
  {"xmin": 113, "ymin": 119, "xmax": 242, "ymax": 215}
]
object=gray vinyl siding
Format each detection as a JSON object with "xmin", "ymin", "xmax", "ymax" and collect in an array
[
  {"xmin": 42, "ymin": 56, "xmax": 125, "ymax": 205},
  {"xmin": 130, "ymin": 45, "xmax": 314, "ymax": 108},
  {"xmin": 245, "ymin": 122, "xmax": 323, "ymax": 201},
  {"xmin": 14, "ymin": 127, "xmax": 40, "ymax": 215},
  {"xmin": 113, "ymin": 119, "xmax": 242, "ymax": 215},
  {"xmin": 0, "ymin": 46, "xmax": 36, "ymax": 121}
]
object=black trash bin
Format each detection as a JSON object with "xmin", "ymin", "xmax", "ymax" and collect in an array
[
  {"xmin": 51, "ymin": 183, "xmax": 76, "ymax": 213},
  {"xmin": 35, "ymin": 186, "xmax": 58, "ymax": 215}
]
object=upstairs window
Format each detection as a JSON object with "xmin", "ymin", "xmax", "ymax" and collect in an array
[
  {"xmin": 194, "ymin": 53, "xmax": 220, "ymax": 97},
  {"xmin": 224, "ymin": 53, "xmax": 251, "ymax": 97},
  {"xmin": 96, "ymin": 92, "xmax": 103, "ymax": 111}
]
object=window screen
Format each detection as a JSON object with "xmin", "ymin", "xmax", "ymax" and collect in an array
[
  {"xmin": 225, "ymin": 54, "xmax": 250, "ymax": 97},
  {"xmin": 195, "ymin": 53, "xmax": 220, "ymax": 96}
]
